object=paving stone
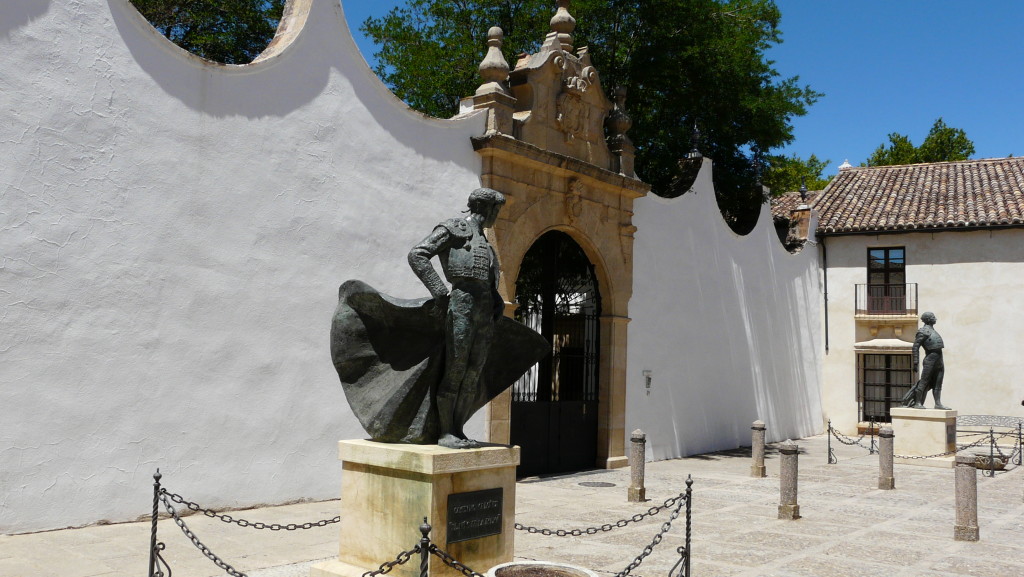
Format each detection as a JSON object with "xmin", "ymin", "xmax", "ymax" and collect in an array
[{"xmin": 2, "ymin": 433, "xmax": 1021, "ymax": 577}]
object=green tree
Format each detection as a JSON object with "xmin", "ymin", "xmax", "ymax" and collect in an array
[
  {"xmin": 762, "ymin": 153, "xmax": 830, "ymax": 195},
  {"xmin": 363, "ymin": 0, "xmax": 820, "ymax": 232},
  {"xmin": 129, "ymin": 0, "xmax": 285, "ymax": 64},
  {"xmin": 865, "ymin": 118, "xmax": 975, "ymax": 167}
]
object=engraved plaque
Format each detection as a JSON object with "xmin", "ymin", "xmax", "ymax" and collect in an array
[{"xmin": 446, "ymin": 488, "xmax": 503, "ymax": 543}]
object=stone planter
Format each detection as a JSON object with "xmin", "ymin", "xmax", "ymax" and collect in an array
[{"xmin": 486, "ymin": 561, "xmax": 599, "ymax": 577}]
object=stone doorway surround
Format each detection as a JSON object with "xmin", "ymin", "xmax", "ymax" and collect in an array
[{"xmin": 462, "ymin": 1, "xmax": 650, "ymax": 470}]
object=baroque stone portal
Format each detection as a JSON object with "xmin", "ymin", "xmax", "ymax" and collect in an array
[{"xmin": 330, "ymin": 188, "xmax": 548, "ymax": 448}]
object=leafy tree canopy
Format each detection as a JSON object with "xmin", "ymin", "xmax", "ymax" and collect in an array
[
  {"xmin": 864, "ymin": 117, "xmax": 975, "ymax": 167},
  {"xmin": 363, "ymin": 0, "xmax": 821, "ymax": 232},
  {"xmin": 762, "ymin": 153, "xmax": 830, "ymax": 196},
  {"xmin": 130, "ymin": 0, "xmax": 284, "ymax": 64}
]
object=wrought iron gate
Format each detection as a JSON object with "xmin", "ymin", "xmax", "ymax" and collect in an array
[{"xmin": 512, "ymin": 231, "xmax": 600, "ymax": 476}]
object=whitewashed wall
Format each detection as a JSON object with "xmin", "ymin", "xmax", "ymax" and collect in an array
[
  {"xmin": 821, "ymin": 230, "xmax": 1024, "ymax": 433},
  {"xmin": 628, "ymin": 161, "xmax": 824, "ymax": 460},
  {"xmin": 0, "ymin": 0, "xmax": 486, "ymax": 533}
]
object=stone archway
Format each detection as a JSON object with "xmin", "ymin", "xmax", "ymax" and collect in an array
[
  {"xmin": 511, "ymin": 230, "xmax": 601, "ymax": 476},
  {"xmin": 467, "ymin": 2, "xmax": 649, "ymax": 470},
  {"xmin": 476, "ymin": 136, "xmax": 647, "ymax": 471}
]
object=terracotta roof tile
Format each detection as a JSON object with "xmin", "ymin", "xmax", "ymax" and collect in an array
[{"xmin": 792, "ymin": 158, "xmax": 1024, "ymax": 234}]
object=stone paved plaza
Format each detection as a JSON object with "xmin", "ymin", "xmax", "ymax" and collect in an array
[{"xmin": 1, "ymin": 433, "xmax": 1022, "ymax": 577}]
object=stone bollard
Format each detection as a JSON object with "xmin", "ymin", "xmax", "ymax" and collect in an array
[
  {"xmin": 954, "ymin": 454, "xmax": 980, "ymax": 541},
  {"xmin": 878, "ymin": 425, "xmax": 895, "ymax": 490},
  {"xmin": 778, "ymin": 443, "xmax": 800, "ymax": 520},
  {"xmin": 751, "ymin": 420, "xmax": 767, "ymax": 478},
  {"xmin": 628, "ymin": 429, "xmax": 646, "ymax": 502}
]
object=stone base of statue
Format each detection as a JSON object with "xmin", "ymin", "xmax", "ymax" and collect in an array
[
  {"xmin": 890, "ymin": 408, "xmax": 957, "ymax": 468},
  {"xmin": 311, "ymin": 440, "xmax": 518, "ymax": 577}
]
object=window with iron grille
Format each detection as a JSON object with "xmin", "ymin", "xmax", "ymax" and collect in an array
[{"xmin": 858, "ymin": 353, "xmax": 913, "ymax": 422}]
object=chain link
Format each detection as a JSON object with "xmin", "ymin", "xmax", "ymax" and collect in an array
[
  {"xmin": 361, "ymin": 546, "xmax": 421, "ymax": 577},
  {"xmin": 429, "ymin": 545, "xmax": 486, "ymax": 577},
  {"xmin": 828, "ymin": 426, "xmax": 874, "ymax": 451},
  {"xmin": 162, "ymin": 490, "xmax": 340, "ymax": 530},
  {"xmin": 614, "ymin": 493, "xmax": 687, "ymax": 577},
  {"xmin": 160, "ymin": 491, "xmax": 248, "ymax": 577},
  {"xmin": 894, "ymin": 430, "xmax": 1012, "ymax": 460},
  {"xmin": 514, "ymin": 492, "xmax": 685, "ymax": 535}
]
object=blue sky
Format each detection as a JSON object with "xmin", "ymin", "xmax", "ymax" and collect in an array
[{"xmin": 340, "ymin": 0, "xmax": 1024, "ymax": 178}]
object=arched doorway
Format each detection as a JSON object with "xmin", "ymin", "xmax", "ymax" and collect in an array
[{"xmin": 511, "ymin": 231, "xmax": 601, "ymax": 476}]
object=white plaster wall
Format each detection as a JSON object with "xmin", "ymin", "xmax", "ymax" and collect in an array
[
  {"xmin": 627, "ymin": 160, "xmax": 824, "ymax": 460},
  {"xmin": 0, "ymin": 0, "xmax": 487, "ymax": 533},
  {"xmin": 821, "ymin": 230, "xmax": 1024, "ymax": 433}
]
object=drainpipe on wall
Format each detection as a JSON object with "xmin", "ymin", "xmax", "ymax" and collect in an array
[{"xmin": 821, "ymin": 235, "xmax": 829, "ymax": 355}]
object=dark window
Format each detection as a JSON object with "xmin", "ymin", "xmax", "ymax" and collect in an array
[
  {"xmin": 858, "ymin": 354, "xmax": 913, "ymax": 422},
  {"xmin": 866, "ymin": 247, "xmax": 907, "ymax": 313},
  {"xmin": 868, "ymin": 247, "xmax": 905, "ymax": 285}
]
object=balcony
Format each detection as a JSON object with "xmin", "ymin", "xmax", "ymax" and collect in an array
[{"xmin": 855, "ymin": 283, "xmax": 918, "ymax": 316}]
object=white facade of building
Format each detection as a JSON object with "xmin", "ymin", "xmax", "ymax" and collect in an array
[
  {"xmin": 1, "ymin": 0, "xmax": 824, "ymax": 534},
  {"xmin": 820, "ymin": 229, "xmax": 1024, "ymax": 433}
]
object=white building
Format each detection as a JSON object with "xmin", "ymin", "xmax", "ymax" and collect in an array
[{"xmin": 776, "ymin": 158, "xmax": 1024, "ymax": 434}]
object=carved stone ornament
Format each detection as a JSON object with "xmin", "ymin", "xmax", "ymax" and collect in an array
[
  {"xmin": 555, "ymin": 57, "xmax": 598, "ymax": 142},
  {"xmin": 565, "ymin": 178, "xmax": 584, "ymax": 225}
]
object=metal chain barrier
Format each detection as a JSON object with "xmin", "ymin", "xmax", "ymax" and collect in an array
[
  {"xmin": 828, "ymin": 421, "xmax": 875, "ymax": 452},
  {"xmin": 159, "ymin": 490, "xmax": 249, "ymax": 577},
  {"xmin": 514, "ymin": 476, "xmax": 693, "ymax": 577},
  {"xmin": 148, "ymin": 471, "xmax": 343, "ymax": 577},
  {"xmin": 361, "ymin": 546, "xmax": 421, "ymax": 577},
  {"xmin": 894, "ymin": 428, "xmax": 1018, "ymax": 460},
  {"xmin": 429, "ymin": 545, "xmax": 486, "ymax": 577},
  {"xmin": 514, "ymin": 492, "xmax": 685, "ymax": 536},
  {"xmin": 162, "ymin": 490, "xmax": 340, "ymax": 530},
  {"xmin": 613, "ymin": 486, "xmax": 688, "ymax": 577}
]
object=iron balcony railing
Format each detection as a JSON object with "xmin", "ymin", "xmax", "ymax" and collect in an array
[{"xmin": 855, "ymin": 283, "xmax": 918, "ymax": 316}]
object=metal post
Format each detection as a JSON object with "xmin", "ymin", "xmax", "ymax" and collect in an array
[
  {"xmin": 750, "ymin": 420, "xmax": 766, "ymax": 478},
  {"xmin": 148, "ymin": 470, "xmax": 162, "ymax": 577},
  {"xmin": 869, "ymin": 418, "xmax": 876, "ymax": 454},
  {"xmin": 954, "ymin": 455, "xmax": 980, "ymax": 541},
  {"xmin": 419, "ymin": 518, "xmax": 431, "ymax": 577},
  {"xmin": 777, "ymin": 443, "xmax": 800, "ymax": 520},
  {"xmin": 1017, "ymin": 422, "xmax": 1022, "ymax": 466},
  {"xmin": 989, "ymin": 427, "xmax": 996, "ymax": 478},
  {"xmin": 684, "ymin": 475, "xmax": 692, "ymax": 577},
  {"xmin": 878, "ymin": 425, "xmax": 895, "ymax": 490},
  {"xmin": 628, "ymin": 429, "xmax": 647, "ymax": 502},
  {"xmin": 827, "ymin": 420, "xmax": 836, "ymax": 464}
]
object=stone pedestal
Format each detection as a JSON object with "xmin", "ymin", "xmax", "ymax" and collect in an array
[
  {"xmin": 312, "ymin": 440, "xmax": 519, "ymax": 577},
  {"xmin": 890, "ymin": 408, "xmax": 957, "ymax": 468}
]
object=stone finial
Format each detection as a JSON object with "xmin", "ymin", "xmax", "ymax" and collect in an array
[
  {"xmin": 477, "ymin": 27, "xmax": 511, "ymax": 96},
  {"xmin": 838, "ymin": 159, "xmax": 852, "ymax": 171},
  {"xmin": 550, "ymin": 0, "xmax": 576, "ymax": 52},
  {"xmin": 606, "ymin": 86, "xmax": 632, "ymax": 138}
]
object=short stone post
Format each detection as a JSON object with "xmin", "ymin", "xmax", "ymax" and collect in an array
[
  {"xmin": 628, "ymin": 429, "xmax": 646, "ymax": 502},
  {"xmin": 878, "ymin": 425, "xmax": 895, "ymax": 490},
  {"xmin": 778, "ymin": 443, "xmax": 800, "ymax": 520},
  {"xmin": 954, "ymin": 455, "xmax": 980, "ymax": 541},
  {"xmin": 750, "ymin": 420, "xmax": 766, "ymax": 478}
]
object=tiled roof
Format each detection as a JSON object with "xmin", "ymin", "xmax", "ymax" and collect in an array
[
  {"xmin": 770, "ymin": 190, "xmax": 819, "ymax": 222},
  {"xmin": 811, "ymin": 157, "xmax": 1024, "ymax": 234}
]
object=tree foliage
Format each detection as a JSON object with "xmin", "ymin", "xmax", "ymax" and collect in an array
[
  {"xmin": 362, "ymin": 0, "xmax": 820, "ymax": 232},
  {"xmin": 864, "ymin": 118, "xmax": 975, "ymax": 167},
  {"xmin": 130, "ymin": 0, "xmax": 285, "ymax": 64},
  {"xmin": 762, "ymin": 153, "xmax": 830, "ymax": 195}
]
